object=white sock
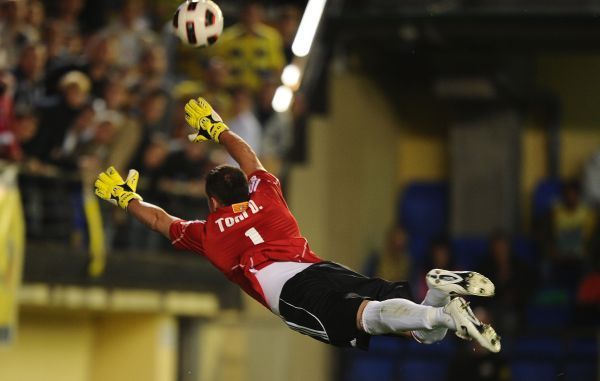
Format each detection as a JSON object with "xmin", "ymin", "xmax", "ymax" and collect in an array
[
  {"xmin": 413, "ymin": 286, "xmax": 452, "ymax": 343},
  {"xmin": 422, "ymin": 288, "xmax": 450, "ymax": 307},
  {"xmin": 412, "ymin": 326, "xmax": 449, "ymax": 344},
  {"xmin": 361, "ymin": 299, "xmax": 456, "ymax": 335}
]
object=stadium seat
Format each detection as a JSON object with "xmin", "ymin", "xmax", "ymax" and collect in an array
[
  {"xmin": 347, "ymin": 357, "xmax": 395, "ymax": 381},
  {"xmin": 532, "ymin": 178, "xmax": 562, "ymax": 219},
  {"xmin": 512, "ymin": 236, "xmax": 537, "ymax": 264},
  {"xmin": 526, "ymin": 304, "xmax": 571, "ymax": 329},
  {"xmin": 451, "ymin": 237, "xmax": 488, "ymax": 269},
  {"xmin": 405, "ymin": 337, "xmax": 456, "ymax": 356},
  {"xmin": 398, "ymin": 359, "xmax": 448, "ymax": 381},
  {"xmin": 512, "ymin": 338, "xmax": 563, "ymax": 359},
  {"xmin": 511, "ymin": 361, "xmax": 558, "ymax": 381},
  {"xmin": 398, "ymin": 182, "xmax": 449, "ymax": 264},
  {"xmin": 398, "ymin": 182, "xmax": 448, "ymax": 238},
  {"xmin": 407, "ymin": 235, "xmax": 431, "ymax": 266},
  {"xmin": 368, "ymin": 336, "xmax": 404, "ymax": 354}
]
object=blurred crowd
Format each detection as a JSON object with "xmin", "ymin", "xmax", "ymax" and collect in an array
[
  {"xmin": 0, "ymin": 0, "xmax": 303, "ymax": 188},
  {"xmin": 0, "ymin": 0, "xmax": 306, "ymax": 248}
]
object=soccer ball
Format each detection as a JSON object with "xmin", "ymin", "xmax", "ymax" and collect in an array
[{"xmin": 172, "ymin": 0, "xmax": 224, "ymax": 48}]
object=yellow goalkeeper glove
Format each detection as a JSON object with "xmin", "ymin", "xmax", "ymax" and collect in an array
[
  {"xmin": 184, "ymin": 97, "xmax": 229, "ymax": 143},
  {"xmin": 94, "ymin": 166, "xmax": 142, "ymax": 210}
]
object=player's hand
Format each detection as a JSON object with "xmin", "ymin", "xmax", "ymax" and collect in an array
[
  {"xmin": 184, "ymin": 97, "xmax": 229, "ymax": 143},
  {"xmin": 94, "ymin": 166, "xmax": 142, "ymax": 210}
]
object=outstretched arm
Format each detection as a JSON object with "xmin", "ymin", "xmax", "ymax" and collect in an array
[
  {"xmin": 219, "ymin": 130, "xmax": 265, "ymax": 176},
  {"xmin": 184, "ymin": 97, "xmax": 266, "ymax": 176},
  {"xmin": 127, "ymin": 199, "xmax": 178, "ymax": 239},
  {"xmin": 94, "ymin": 166, "xmax": 178, "ymax": 239}
]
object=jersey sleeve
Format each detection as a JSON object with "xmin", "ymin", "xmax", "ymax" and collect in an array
[
  {"xmin": 247, "ymin": 170, "xmax": 284, "ymax": 200},
  {"xmin": 169, "ymin": 219, "xmax": 207, "ymax": 254}
]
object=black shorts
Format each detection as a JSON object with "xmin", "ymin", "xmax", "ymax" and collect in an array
[{"xmin": 278, "ymin": 261, "xmax": 412, "ymax": 350}]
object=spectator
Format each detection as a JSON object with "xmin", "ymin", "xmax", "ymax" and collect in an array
[
  {"xmin": 2, "ymin": 107, "xmax": 39, "ymax": 161},
  {"xmin": 22, "ymin": 70, "xmax": 91, "ymax": 164},
  {"xmin": 24, "ymin": 0, "xmax": 45, "ymax": 41},
  {"xmin": 99, "ymin": 77, "xmax": 129, "ymax": 112},
  {"xmin": 43, "ymin": 20, "xmax": 71, "ymax": 72},
  {"xmin": 100, "ymin": 0, "xmax": 156, "ymax": 68},
  {"xmin": 137, "ymin": 136, "xmax": 169, "ymax": 188},
  {"xmin": 55, "ymin": 0, "xmax": 84, "ymax": 39},
  {"xmin": 44, "ymin": 32, "xmax": 118, "ymax": 98},
  {"xmin": 478, "ymin": 230, "xmax": 535, "ymax": 334},
  {"xmin": 97, "ymin": 78, "xmax": 141, "ymax": 171},
  {"xmin": 82, "ymin": 34, "xmax": 119, "ymax": 97},
  {"xmin": 0, "ymin": 0, "xmax": 40, "ymax": 69},
  {"xmin": 13, "ymin": 43, "xmax": 47, "ymax": 109},
  {"xmin": 129, "ymin": 89, "xmax": 168, "ymax": 167},
  {"xmin": 136, "ymin": 45, "xmax": 172, "ymax": 92},
  {"xmin": 138, "ymin": 89, "xmax": 169, "ymax": 136},
  {"xmin": 227, "ymin": 87, "xmax": 262, "ymax": 158},
  {"xmin": 211, "ymin": 1, "xmax": 285, "ymax": 93},
  {"xmin": 201, "ymin": 57, "xmax": 233, "ymax": 121},
  {"xmin": 549, "ymin": 180, "xmax": 597, "ymax": 285},
  {"xmin": 365, "ymin": 225, "xmax": 411, "ymax": 282},
  {"xmin": 73, "ymin": 110, "xmax": 121, "ymax": 168},
  {"xmin": 159, "ymin": 139, "xmax": 213, "ymax": 197}
]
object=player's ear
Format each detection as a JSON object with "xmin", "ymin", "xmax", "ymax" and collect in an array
[{"xmin": 208, "ymin": 196, "xmax": 220, "ymax": 212}]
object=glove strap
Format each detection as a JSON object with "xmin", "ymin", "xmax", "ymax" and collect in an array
[
  {"xmin": 118, "ymin": 192, "xmax": 143, "ymax": 210},
  {"xmin": 211, "ymin": 122, "xmax": 229, "ymax": 143}
]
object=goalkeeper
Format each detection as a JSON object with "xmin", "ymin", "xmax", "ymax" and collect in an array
[{"xmin": 94, "ymin": 98, "xmax": 501, "ymax": 352}]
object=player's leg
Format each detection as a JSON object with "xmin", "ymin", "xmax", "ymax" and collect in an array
[
  {"xmin": 358, "ymin": 296, "xmax": 501, "ymax": 352},
  {"xmin": 413, "ymin": 269, "xmax": 496, "ymax": 343},
  {"xmin": 358, "ymin": 298, "xmax": 456, "ymax": 335}
]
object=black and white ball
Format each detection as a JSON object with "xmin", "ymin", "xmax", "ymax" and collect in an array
[{"xmin": 172, "ymin": 0, "xmax": 224, "ymax": 48}]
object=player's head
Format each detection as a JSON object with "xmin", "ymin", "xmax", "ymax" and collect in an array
[{"xmin": 205, "ymin": 165, "xmax": 249, "ymax": 212}]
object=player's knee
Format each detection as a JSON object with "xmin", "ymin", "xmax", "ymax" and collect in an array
[{"xmin": 356, "ymin": 299, "xmax": 371, "ymax": 332}]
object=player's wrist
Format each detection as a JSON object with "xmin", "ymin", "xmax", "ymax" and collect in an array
[
  {"xmin": 212, "ymin": 123, "xmax": 229, "ymax": 143},
  {"xmin": 120, "ymin": 192, "xmax": 142, "ymax": 211}
]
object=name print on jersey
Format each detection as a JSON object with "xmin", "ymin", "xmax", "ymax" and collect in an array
[{"xmin": 215, "ymin": 200, "xmax": 264, "ymax": 232}]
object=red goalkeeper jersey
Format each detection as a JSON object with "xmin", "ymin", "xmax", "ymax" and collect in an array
[{"xmin": 169, "ymin": 170, "xmax": 322, "ymax": 307}]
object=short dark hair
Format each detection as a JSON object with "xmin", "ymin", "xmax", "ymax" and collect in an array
[{"xmin": 205, "ymin": 165, "xmax": 249, "ymax": 206}]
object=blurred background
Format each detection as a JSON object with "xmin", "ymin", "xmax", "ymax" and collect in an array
[{"xmin": 0, "ymin": 0, "xmax": 599, "ymax": 380}]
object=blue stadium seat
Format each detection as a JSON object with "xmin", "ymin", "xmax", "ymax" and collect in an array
[
  {"xmin": 398, "ymin": 182, "xmax": 448, "ymax": 238},
  {"xmin": 347, "ymin": 357, "xmax": 395, "ymax": 381},
  {"xmin": 452, "ymin": 237, "xmax": 488, "ymax": 269},
  {"xmin": 511, "ymin": 361, "xmax": 558, "ymax": 381},
  {"xmin": 526, "ymin": 305, "xmax": 571, "ymax": 329},
  {"xmin": 368, "ymin": 336, "xmax": 404, "ymax": 354},
  {"xmin": 512, "ymin": 236, "xmax": 537, "ymax": 264},
  {"xmin": 407, "ymin": 235, "xmax": 431, "ymax": 265},
  {"xmin": 405, "ymin": 337, "xmax": 456, "ymax": 356},
  {"xmin": 398, "ymin": 359, "xmax": 448, "ymax": 381},
  {"xmin": 532, "ymin": 178, "xmax": 562, "ymax": 219},
  {"xmin": 513, "ymin": 338, "xmax": 563, "ymax": 359}
]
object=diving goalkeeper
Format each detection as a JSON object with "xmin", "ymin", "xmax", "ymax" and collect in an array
[{"xmin": 94, "ymin": 97, "xmax": 501, "ymax": 352}]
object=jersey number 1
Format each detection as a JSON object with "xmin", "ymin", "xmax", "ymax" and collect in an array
[{"xmin": 245, "ymin": 227, "xmax": 264, "ymax": 245}]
